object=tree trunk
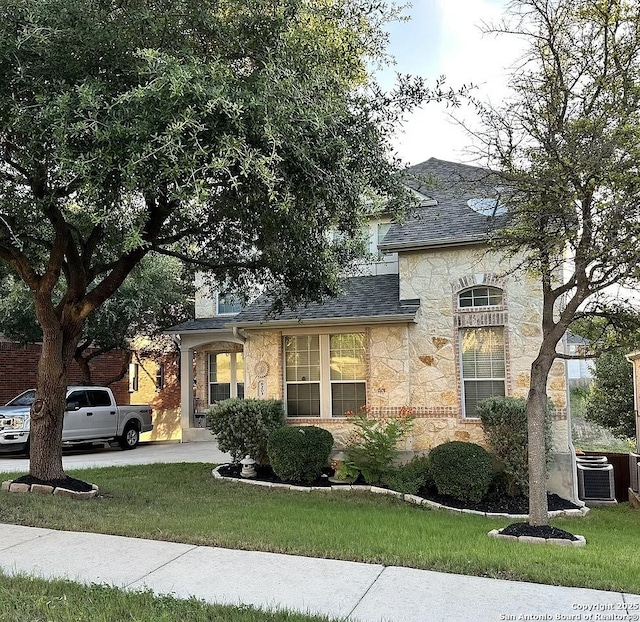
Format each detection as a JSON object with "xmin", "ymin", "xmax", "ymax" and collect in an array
[
  {"xmin": 527, "ymin": 354, "xmax": 554, "ymax": 526},
  {"xmin": 29, "ymin": 320, "xmax": 82, "ymax": 481}
]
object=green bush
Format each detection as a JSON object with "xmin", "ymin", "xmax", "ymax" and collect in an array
[
  {"xmin": 267, "ymin": 426, "xmax": 334, "ymax": 484},
  {"xmin": 477, "ymin": 396, "xmax": 553, "ymax": 496},
  {"xmin": 429, "ymin": 441, "xmax": 493, "ymax": 503},
  {"xmin": 382, "ymin": 455, "xmax": 432, "ymax": 495},
  {"xmin": 346, "ymin": 407, "xmax": 414, "ymax": 486},
  {"xmin": 207, "ymin": 398, "xmax": 284, "ymax": 464}
]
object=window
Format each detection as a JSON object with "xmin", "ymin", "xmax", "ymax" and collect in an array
[
  {"xmin": 208, "ymin": 352, "xmax": 244, "ymax": 404},
  {"xmin": 460, "ymin": 327, "xmax": 506, "ymax": 418},
  {"xmin": 128, "ymin": 363, "xmax": 139, "ymax": 393},
  {"xmin": 66, "ymin": 390, "xmax": 89, "ymax": 408},
  {"xmin": 376, "ymin": 222, "xmax": 392, "ymax": 256},
  {"xmin": 284, "ymin": 333, "xmax": 366, "ymax": 418},
  {"xmin": 87, "ymin": 390, "xmax": 112, "ymax": 407},
  {"xmin": 155, "ymin": 363, "xmax": 165, "ymax": 391},
  {"xmin": 217, "ymin": 293, "xmax": 243, "ymax": 315},
  {"xmin": 458, "ymin": 286, "xmax": 503, "ymax": 308},
  {"xmin": 284, "ymin": 335, "xmax": 321, "ymax": 417}
]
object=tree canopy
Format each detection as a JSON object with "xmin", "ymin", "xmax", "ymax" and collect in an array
[
  {"xmin": 477, "ymin": 0, "xmax": 640, "ymax": 525},
  {"xmin": 0, "ymin": 255, "xmax": 193, "ymax": 384},
  {"xmin": 0, "ymin": 0, "xmax": 456, "ymax": 480}
]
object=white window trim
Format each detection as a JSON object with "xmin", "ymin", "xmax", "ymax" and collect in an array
[
  {"xmin": 208, "ymin": 352, "xmax": 245, "ymax": 404},
  {"xmin": 216, "ymin": 293, "xmax": 243, "ymax": 316},
  {"xmin": 458, "ymin": 326, "xmax": 506, "ymax": 419},
  {"xmin": 284, "ymin": 333, "xmax": 366, "ymax": 418}
]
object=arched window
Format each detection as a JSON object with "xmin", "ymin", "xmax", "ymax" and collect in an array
[{"xmin": 458, "ymin": 286, "xmax": 503, "ymax": 309}]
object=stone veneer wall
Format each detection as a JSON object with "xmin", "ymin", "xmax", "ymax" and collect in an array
[{"xmin": 239, "ymin": 244, "xmax": 572, "ymax": 495}]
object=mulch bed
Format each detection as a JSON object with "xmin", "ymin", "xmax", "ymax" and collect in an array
[
  {"xmin": 216, "ymin": 463, "xmax": 581, "ymax": 516},
  {"xmin": 12, "ymin": 474, "xmax": 94, "ymax": 493},
  {"xmin": 499, "ymin": 522, "xmax": 579, "ymax": 541}
]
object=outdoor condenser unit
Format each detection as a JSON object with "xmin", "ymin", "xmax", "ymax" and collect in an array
[
  {"xmin": 630, "ymin": 452, "xmax": 640, "ymax": 493},
  {"xmin": 577, "ymin": 463, "xmax": 616, "ymax": 503},
  {"xmin": 576, "ymin": 455, "xmax": 608, "ymax": 465}
]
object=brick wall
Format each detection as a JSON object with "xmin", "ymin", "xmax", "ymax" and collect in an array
[{"xmin": 0, "ymin": 342, "xmax": 130, "ymax": 405}]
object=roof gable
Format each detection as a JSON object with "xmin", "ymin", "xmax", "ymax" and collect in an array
[{"xmin": 380, "ymin": 158, "xmax": 506, "ymax": 252}]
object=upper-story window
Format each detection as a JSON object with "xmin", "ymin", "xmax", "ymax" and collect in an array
[
  {"xmin": 216, "ymin": 293, "xmax": 243, "ymax": 315},
  {"xmin": 458, "ymin": 286, "xmax": 503, "ymax": 309}
]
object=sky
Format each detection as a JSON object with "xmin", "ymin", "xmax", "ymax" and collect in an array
[{"xmin": 381, "ymin": 0, "xmax": 523, "ymax": 166}]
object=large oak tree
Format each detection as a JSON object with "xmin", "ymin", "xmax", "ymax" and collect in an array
[
  {"xmin": 479, "ymin": 0, "xmax": 640, "ymax": 525},
  {"xmin": 0, "ymin": 0, "xmax": 455, "ymax": 481}
]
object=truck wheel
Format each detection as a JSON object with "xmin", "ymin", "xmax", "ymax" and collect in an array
[{"xmin": 118, "ymin": 424, "xmax": 139, "ymax": 450}]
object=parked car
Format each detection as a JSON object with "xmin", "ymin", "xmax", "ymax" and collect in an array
[{"xmin": 0, "ymin": 387, "xmax": 152, "ymax": 455}]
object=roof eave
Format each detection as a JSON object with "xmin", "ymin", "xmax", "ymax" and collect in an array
[
  {"xmin": 165, "ymin": 326, "xmax": 233, "ymax": 335},
  {"xmin": 230, "ymin": 313, "xmax": 419, "ymax": 330},
  {"xmin": 379, "ymin": 236, "xmax": 489, "ymax": 253}
]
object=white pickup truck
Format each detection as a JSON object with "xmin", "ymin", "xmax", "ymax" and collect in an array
[{"xmin": 0, "ymin": 386, "xmax": 153, "ymax": 455}]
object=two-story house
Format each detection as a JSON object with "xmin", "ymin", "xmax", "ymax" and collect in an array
[{"xmin": 168, "ymin": 158, "xmax": 574, "ymax": 499}]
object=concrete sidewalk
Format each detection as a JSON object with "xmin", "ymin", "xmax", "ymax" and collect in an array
[{"xmin": 1, "ymin": 523, "xmax": 639, "ymax": 622}]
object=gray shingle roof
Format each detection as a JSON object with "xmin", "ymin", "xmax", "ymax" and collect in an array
[
  {"xmin": 231, "ymin": 274, "xmax": 419, "ymax": 327},
  {"xmin": 379, "ymin": 158, "xmax": 506, "ymax": 251}
]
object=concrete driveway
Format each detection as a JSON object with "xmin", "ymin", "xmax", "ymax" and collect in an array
[{"xmin": 0, "ymin": 441, "xmax": 231, "ymax": 473}]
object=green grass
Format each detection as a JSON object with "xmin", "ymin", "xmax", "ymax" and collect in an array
[
  {"xmin": 1, "ymin": 462, "xmax": 640, "ymax": 594},
  {"xmin": 0, "ymin": 573, "xmax": 336, "ymax": 622}
]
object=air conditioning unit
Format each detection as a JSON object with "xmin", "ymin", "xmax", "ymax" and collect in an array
[
  {"xmin": 576, "ymin": 455, "xmax": 608, "ymax": 465},
  {"xmin": 577, "ymin": 463, "xmax": 616, "ymax": 504},
  {"xmin": 630, "ymin": 453, "xmax": 640, "ymax": 493}
]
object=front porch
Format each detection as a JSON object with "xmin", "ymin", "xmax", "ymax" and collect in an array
[{"xmin": 167, "ymin": 319, "xmax": 245, "ymax": 442}]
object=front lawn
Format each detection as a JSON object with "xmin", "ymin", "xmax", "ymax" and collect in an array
[
  {"xmin": 1, "ymin": 462, "xmax": 638, "ymax": 594},
  {"xmin": 0, "ymin": 573, "xmax": 336, "ymax": 622}
]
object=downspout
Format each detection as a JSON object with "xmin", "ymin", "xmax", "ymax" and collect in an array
[
  {"xmin": 563, "ymin": 333, "xmax": 580, "ymax": 504},
  {"xmin": 232, "ymin": 327, "xmax": 246, "ymax": 344}
]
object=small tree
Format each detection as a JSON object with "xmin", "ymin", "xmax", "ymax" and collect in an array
[
  {"xmin": 478, "ymin": 397, "xmax": 553, "ymax": 497},
  {"xmin": 477, "ymin": 0, "xmax": 640, "ymax": 526},
  {"xmin": 583, "ymin": 351, "xmax": 635, "ymax": 440}
]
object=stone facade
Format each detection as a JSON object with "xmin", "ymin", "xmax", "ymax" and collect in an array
[{"xmin": 238, "ymin": 244, "xmax": 571, "ymax": 479}]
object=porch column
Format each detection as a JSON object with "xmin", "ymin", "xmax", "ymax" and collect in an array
[{"xmin": 180, "ymin": 347, "xmax": 194, "ymax": 430}]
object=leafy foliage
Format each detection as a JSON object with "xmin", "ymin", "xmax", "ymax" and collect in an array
[
  {"xmin": 478, "ymin": 397, "xmax": 553, "ymax": 497},
  {"xmin": 381, "ymin": 454, "xmax": 432, "ymax": 495},
  {"xmin": 0, "ymin": 255, "xmax": 193, "ymax": 384},
  {"xmin": 345, "ymin": 407, "xmax": 414, "ymax": 486},
  {"xmin": 267, "ymin": 425, "xmax": 334, "ymax": 484},
  {"xmin": 583, "ymin": 351, "xmax": 635, "ymax": 440},
  {"xmin": 207, "ymin": 399, "xmax": 285, "ymax": 464},
  {"xmin": 0, "ymin": 0, "xmax": 460, "ymax": 479},
  {"xmin": 476, "ymin": 0, "xmax": 640, "ymax": 525},
  {"xmin": 429, "ymin": 441, "xmax": 493, "ymax": 503}
]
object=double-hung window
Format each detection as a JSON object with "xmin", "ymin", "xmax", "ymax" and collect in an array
[
  {"xmin": 284, "ymin": 333, "xmax": 366, "ymax": 417},
  {"xmin": 458, "ymin": 286, "xmax": 506, "ymax": 418},
  {"xmin": 460, "ymin": 327, "xmax": 506, "ymax": 417}
]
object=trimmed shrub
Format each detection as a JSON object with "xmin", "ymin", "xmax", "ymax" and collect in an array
[
  {"xmin": 382, "ymin": 455, "xmax": 432, "ymax": 495},
  {"xmin": 477, "ymin": 396, "xmax": 553, "ymax": 497},
  {"xmin": 346, "ymin": 407, "xmax": 414, "ymax": 486},
  {"xmin": 267, "ymin": 426, "xmax": 334, "ymax": 484},
  {"xmin": 207, "ymin": 398, "xmax": 284, "ymax": 464},
  {"xmin": 429, "ymin": 441, "xmax": 493, "ymax": 503}
]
